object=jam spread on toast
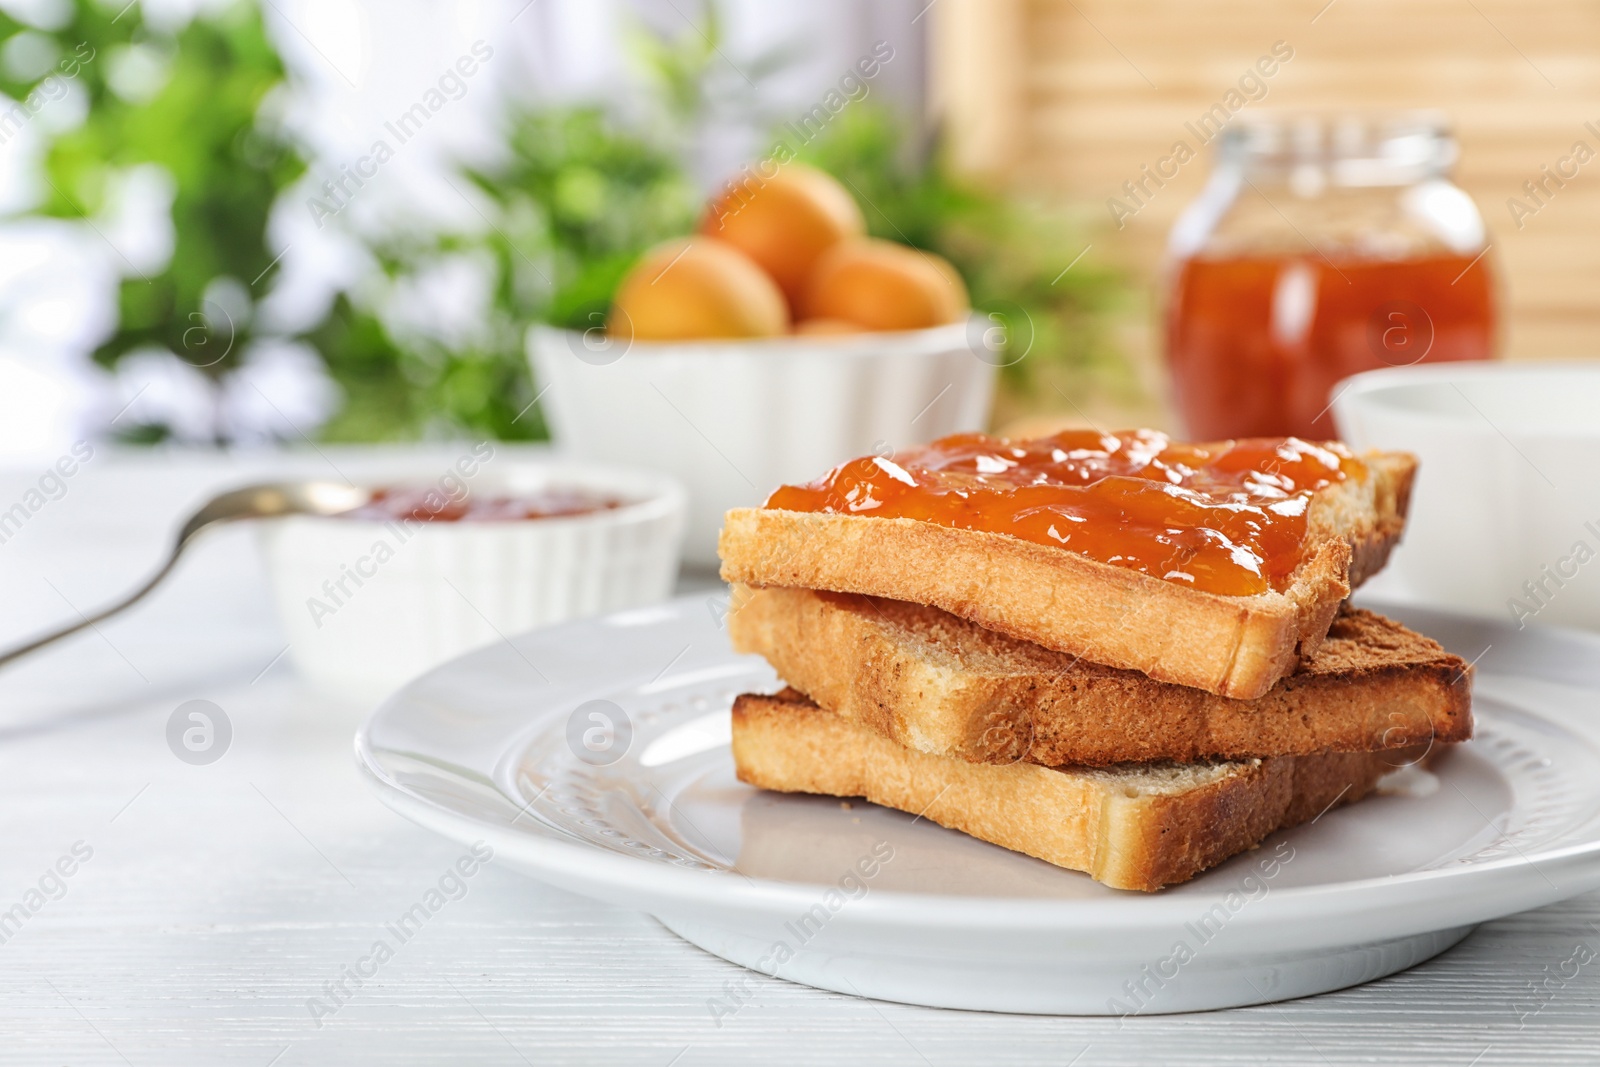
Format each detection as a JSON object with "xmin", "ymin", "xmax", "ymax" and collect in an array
[{"xmin": 764, "ymin": 430, "xmax": 1364, "ymax": 597}]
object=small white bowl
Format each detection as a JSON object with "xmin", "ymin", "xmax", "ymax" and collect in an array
[
  {"xmin": 1332, "ymin": 362, "xmax": 1600, "ymax": 630},
  {"xmin": 258, "ymin": 460, "xmax": 685, "ymax": 696},
  {"xmin": 528, "ymin": 321, "xmax": 997, "ymax": 565}
]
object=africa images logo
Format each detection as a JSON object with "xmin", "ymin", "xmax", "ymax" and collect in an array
[{"xmin": 166, "ymin": 700, "xmax": 232, "ymax": 766}]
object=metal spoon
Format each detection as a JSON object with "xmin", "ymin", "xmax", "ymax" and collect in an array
[{"xmin": 0, "ymin": 480, "xmax": 372, "ymax": 669}]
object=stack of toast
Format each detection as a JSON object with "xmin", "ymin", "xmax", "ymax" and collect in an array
[{"xmin": 718, "ymin": 430, "xmax": 1474, "ymax": 891}]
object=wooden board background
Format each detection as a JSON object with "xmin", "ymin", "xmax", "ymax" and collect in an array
[{"xmin": 931, "ymin": 0, "xmax": 1600, "ymax": 423}]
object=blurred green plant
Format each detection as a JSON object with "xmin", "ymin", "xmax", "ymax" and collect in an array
[
  {"xmin": 460, "ymin": 106, "xmax": 698, "ymax": 335},
  {"xmin": 27, "ymin": 3, "xmax": 292, "ymax": 371},
  {"xmin": 330, "ymin": 104, "xmax": 698, "ymax": 441},
  {"xmin": 622, "ymin": 0, "xmax": 801, "ymax": 144},
  {"xmin": 0, "ymin": 1, "xmax": 1132, "ymax": 443},
  {"xmin": 0, "ymin": 0, "xmax": 406, "ymax": 443}
]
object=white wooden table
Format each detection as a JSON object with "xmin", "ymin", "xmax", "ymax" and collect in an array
[{"xmin": 0, "ymin": 447, "xmax": 1595, "ymax": 1065}]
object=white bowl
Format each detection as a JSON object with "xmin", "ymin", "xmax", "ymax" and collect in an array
[
  {"xmin": 257, "ymin": 459, "xmax": 685, "ymax": 696},
  {"xmin": 1332, "ymin": 362, "xmax": 1600, "ymax": 630},
  {"xmin": 528, "ymin": 322, "xmax": 998, "ymax": 565}
]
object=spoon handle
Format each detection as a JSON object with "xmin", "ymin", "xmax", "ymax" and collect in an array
[
  {"xmin": 0, "ymin": 543, "xmax": 188, "ymax": 669},
  {"xmin": 0, "ymin": 479, "xmax": 365, "ymax": 671}
]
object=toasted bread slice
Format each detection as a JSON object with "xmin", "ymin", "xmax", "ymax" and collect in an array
[
  {"xmin": 719, "ymin": 451, "xmax": 1415, "ymax": 699},
  {"xmin": 729, "ymin": 585, "xmax": 1473, "ymax": 766},
  {"xmin": 732, "ymin": 689, "xmax": 1426, "ymax": 891}
]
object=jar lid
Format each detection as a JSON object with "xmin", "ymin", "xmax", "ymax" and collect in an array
[{"xmin": 1218, "ymin": 112, "xmax": 1458, "ymax": 188}]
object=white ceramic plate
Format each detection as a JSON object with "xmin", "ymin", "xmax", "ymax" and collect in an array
[{"xmin": 355, "ymin": 593, "xmax": 1600, "ymax": 1015}]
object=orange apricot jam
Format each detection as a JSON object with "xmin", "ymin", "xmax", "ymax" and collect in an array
[{"xmin": 763, "ymin": 430, "xmax": 1365, "ymax": 597}]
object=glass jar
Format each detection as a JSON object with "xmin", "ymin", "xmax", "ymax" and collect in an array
[{"xmin": 1163, "ymin": 113, "xmax": 1497, "ymax": 440}]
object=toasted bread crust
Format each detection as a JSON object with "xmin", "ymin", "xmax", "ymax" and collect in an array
[
  {"xmin": 720, "ymin": 509, "xmax": 1346, "ymax": 699},
  {"xmin": 1323, "ymin": 452, "xmax": 1416, "ymax": 586},
  {"xmin": 728, "ymin": 586, "xmax": 1473, "ymax": 766},
  {"xmin": 732, "ymin": 690, "xmax": 1419, "ymax": 891},
  {"xmin": 719, "ymin": 450, "xmax": 1414, "ymax": 698}
]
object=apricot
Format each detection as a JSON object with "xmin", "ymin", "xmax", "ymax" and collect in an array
[
  {"xmin": 793, "ymin": 318, "xmax": 864, "ymax": 336},
  {"xmin": 608, "ymin": 237, "xmax": 789, "ymax": 341},
  {"xmin": 699, "ymin": 163, "xmax": 866, "ymax": 309},
  {"xmin": 801, "ymin": 238, "xmax": 969, "ymax": 332}
]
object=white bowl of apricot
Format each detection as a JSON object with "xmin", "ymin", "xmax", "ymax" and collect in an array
[{"xmin": 527, "ymin": 163, "xmax": 996, "ymax": 565}]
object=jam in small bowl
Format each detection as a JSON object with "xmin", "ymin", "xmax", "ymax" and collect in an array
[
  {"xmin": 257, "ymin": 458, "xmax": 685, "ymax": 694},
  {"xmin": 338, "ymin": 486, "xmax": 625, "ymax": 524}
]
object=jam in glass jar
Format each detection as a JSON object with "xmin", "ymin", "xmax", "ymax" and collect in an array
[{"xmin": 1164, "ymin": 113, "xmax": 1497, "ymax": 439}]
